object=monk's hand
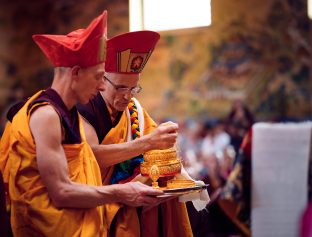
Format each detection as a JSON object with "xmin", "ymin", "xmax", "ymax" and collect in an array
[
  {"xmin": 115, "ymin": 182, "xmax": 163, "ymax": 207},
  {"xmin": 147, "ymin": 121, "xmax": 179, "ymax": 150}
]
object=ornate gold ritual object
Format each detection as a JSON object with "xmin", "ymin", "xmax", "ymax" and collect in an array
[{"xmin": 140, "ymin": 147, "xmax": 195, "ymax": 189}]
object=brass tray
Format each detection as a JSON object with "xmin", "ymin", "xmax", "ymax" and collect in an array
[{"xmin": 157, "ymin": 184, "xmax": 209, "ymax": 198}]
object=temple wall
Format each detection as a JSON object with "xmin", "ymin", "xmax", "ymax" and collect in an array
[{"xmin": 0, "ymin": 0, "xmax": 310, "ymax": 127}]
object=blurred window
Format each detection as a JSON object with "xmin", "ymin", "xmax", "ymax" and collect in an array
[{"xmin": 129, "ymin": 0, "xmax": 211, "ymax": 31}]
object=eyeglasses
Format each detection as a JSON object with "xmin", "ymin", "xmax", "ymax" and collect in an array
[{"xmin": 104, "ymin": 76, "xmax": 142, "ymax": 94}]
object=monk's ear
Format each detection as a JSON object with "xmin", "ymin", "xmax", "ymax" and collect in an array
[{"xmin": 71, "ymin": 66, "xmax": 81, "ymax": 80}]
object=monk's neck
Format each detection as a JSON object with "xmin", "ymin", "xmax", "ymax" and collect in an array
[
  {"xmin": 51, "ymin": 69, "xmax": 76, "ymax": 110},
  {"xmin": 51, "ymin": 85, "xmax": 75, "ymax": 110}
]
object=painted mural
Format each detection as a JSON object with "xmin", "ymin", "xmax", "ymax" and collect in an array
[{"xmin": 139, "ymin": 0, "xmax": 311, "ymax": 122}]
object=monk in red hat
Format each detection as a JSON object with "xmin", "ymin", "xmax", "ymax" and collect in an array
[
  {"xmin": 77, "ymin": 31, "xmax": 193, "ymax": 237},
  {"xmin": 0, "ymin": 11, "xmax": 164, "ymax": 237}
]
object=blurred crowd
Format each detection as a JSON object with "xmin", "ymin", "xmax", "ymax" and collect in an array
[
  {"xmin": 178, "ymin": 100, "xmax": 254, "ymax": 182},
  {"xmin": 176, "ymin": 100, "xmax": 255, "ymax": 237}
]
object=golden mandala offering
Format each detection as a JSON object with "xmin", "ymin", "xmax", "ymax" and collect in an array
[
  {"xmin": 141, "ymin": 147, "xmax": 182, "ymax": 188},
  {"xmin": 141, "ymin": 148, "xmax": 181, "ymax": 176}
]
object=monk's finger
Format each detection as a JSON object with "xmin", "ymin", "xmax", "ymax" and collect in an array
[{"xmin": 141, "ymin": 187, "xmax": 164, "ymax": 196}]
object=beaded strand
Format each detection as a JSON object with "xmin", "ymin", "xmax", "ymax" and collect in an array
[{"xmin": 128, "ymin": 98, "xmax": 140, "ymax": 140}]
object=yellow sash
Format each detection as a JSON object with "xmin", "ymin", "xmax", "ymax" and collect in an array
[
  {"xmin": 7, "ymin": 91, "xmax": 106, "ymax": 237},
  {"xmin": 101, "ymin": 104, "xmax": 193, "ymax": 237}
]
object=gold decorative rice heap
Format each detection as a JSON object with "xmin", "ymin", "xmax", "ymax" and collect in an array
[
  {"xmin": 141, "ymin": 147, "xmax": 188, "ymax": 188},
  {"xmin": 167, "ymin": 179, "xmax": 195, "ymax": 189}
]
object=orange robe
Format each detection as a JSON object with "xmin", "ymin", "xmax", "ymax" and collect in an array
[
  {"xmin": 101, "ymin": 106, "xmax": 193, "ymax": 237},
  {"xmin": 4, "ymin": 91, "xmax": 106, "ymax": 237},
  {"xmin": 0, "ymin": 121, "xmax": 12, "ymax": 208}
]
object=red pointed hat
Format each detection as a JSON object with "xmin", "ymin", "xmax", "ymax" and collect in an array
[
  {"xmin": 105, "ymin": 30, "xmax": 160, "ymax": 74},
  {"xmin": 32, "ymin": 11, "xmax": 107, "ymax": 68}
]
